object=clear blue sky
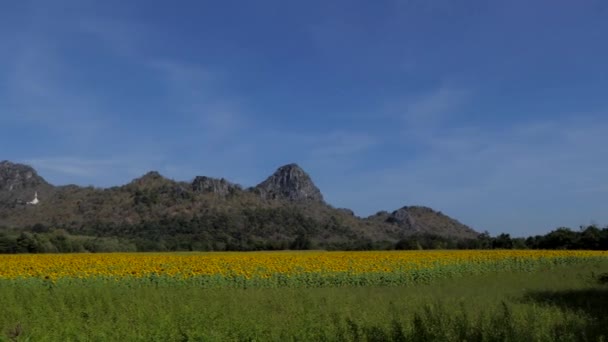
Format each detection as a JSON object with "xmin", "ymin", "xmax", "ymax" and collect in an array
[{"xmin": 1, "ymin": 0, "xmax": 607, "ymax": 236}]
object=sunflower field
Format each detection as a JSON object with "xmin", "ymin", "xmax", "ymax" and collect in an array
[
  {"xmin": 1, "ymin": 250, "xmax": 606, "ymax": 288},
  {"xmin": 1, "ymin": 250, "xmax": 608, "ymax": 340}
]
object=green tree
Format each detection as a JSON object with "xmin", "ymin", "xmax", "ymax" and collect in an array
[
  {"xmin": 290, "ymin": 234, "xmax": 312, "ymax": 250},
  {"xmin": 492, "ymin": 233, "xmax": 513, "ymax": 249}
]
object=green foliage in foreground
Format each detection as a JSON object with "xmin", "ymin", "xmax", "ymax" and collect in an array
[{"xmin": 1, "ymin": 260, "xmax": 607, "ymax": 341}]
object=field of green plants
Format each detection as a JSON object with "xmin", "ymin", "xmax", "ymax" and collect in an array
[{"xmin": 0, "ymin": 251, "xmax": 607, "ymax": 341}]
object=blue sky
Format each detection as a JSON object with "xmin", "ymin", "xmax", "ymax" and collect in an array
[{"xmin": 1, "ymin": 0, "xmax": 607, "ymax": 236}]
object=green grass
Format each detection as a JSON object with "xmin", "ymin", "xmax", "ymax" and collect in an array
[{"xmin": 1, "ymin": 260, "xmax": 607, "ymax": 341}]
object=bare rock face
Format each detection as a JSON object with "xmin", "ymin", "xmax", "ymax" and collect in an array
[
  {"xmin": 387, "ymin": 207, "xmax": 417, "ymax": 227},
  {"xmin": 192, "ymin": 176, "xmax": 241, "ymax": 196},
  {"xmin": 254, "ymin": 163, "xmax": 324, "ymax": 203},
  {"xmin": 386, "ymin": 206, "xmax": 478, "ymax": 238},
  {"xmin": 0, "ymin": 161, "xmax": 48, "ymax": 192},
  {"xmin": 0, "ymin": 161, "xmax": 53, "ymax": 207}
]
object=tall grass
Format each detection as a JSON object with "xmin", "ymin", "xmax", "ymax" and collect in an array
[{"xmin": 1, "ymin": 260, "xmax": 607, "ymax": 341}]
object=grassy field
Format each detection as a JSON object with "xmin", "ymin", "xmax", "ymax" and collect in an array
[{"xmin": 0, "ymin": 251, "xmax": 607, "ymax": 341}]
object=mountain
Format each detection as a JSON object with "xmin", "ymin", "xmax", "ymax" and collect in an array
[
  {"xmin": 385, "ymin": 206, "xmax": 478, "ymax": 239},
  {"xmin": 0, "ymin": 160, "xmax": 480, "ymax": 251},
  {"xmin": 0, "ymin": 161, "xmax": 54, "ymax": 207},
  {"xmin": 253, "ymin": 163, "xmax": 324, "ymax": 203}
]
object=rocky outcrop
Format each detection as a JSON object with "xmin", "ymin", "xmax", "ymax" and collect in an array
[
  {"xmin": 386, "ymin": 206, "xmax": 478, "ymax": 238},
  {"xmin": 0, "ymin": 161, "xmax": 53, "ymax": 207},
  {"xmin": 387, "ymin": 207, "xmax": 416, "ymax": 227},
  {"xmin": 192, "ymin": 176, "xmax": 241, "ymax": 196},
  {"xmin": 253, "ymin": 163, "xmax": 324, "ymax": 203},
  {"xmin": 0, "ymin": 161, "xmax": 49, "ymax": 192}
]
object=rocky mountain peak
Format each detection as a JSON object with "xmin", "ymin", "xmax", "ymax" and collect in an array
[
  {"xmin": 0, "ymin": 161, "xmax": 49, "ymax": 192},
  {"xmin": 387, "ymin": 206, "xmax": 416, "ymax": 225},
  {"xmin": 386, "ymin": 206, "xmax": 479, "ymax": 238},
  {"xmin": 192, "ymin": 176, "xmax": 241, "ymax": 196},
  {"xmin": 254, "ymin": 163, "xmax": 324, "ymax": 203}
]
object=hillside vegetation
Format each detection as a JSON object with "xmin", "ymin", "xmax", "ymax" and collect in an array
[
  {"xmin": 1, "ymin": 160, "xmax": 606, "ymax": 252},
  {"xmin": 1, "ymin": 160, "xmax": 480, "ymax": 251}
]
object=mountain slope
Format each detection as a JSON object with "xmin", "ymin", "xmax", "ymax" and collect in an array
[
  {"xmin": 0, "ymin": 161, "xmax": 479, "ymax": 249},
  {"xmin": 385, "ymin": 206, "xmax": 478, "ymax": 239},
  {"xmin": 0, "ymin": 160, "xmax": 55, "ymax": 208}
]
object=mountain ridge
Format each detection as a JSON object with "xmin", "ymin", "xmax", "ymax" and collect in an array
[{"xmin": 0, "ymin": 160, "xmax": 480, "ymax": 250}]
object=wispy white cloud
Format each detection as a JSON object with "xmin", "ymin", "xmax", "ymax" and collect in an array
[
  {"xmin": 22, "ymin": 153, "xmax": 172, "ymax": 186},
  {"xmin": 79, "ymin": 12, "xmax": 248, "ymax": 139},
  {"xmin": 313, "ymin": 82, "xmax": 607, "ymax": 234},
  {"xmin": 2, "ymin": 10, "xmax": 249, "ymax": 180},
  {"xmin": 308, "ymin": 131, "xmax": 377, "ymax": 159},
  {"xmin": 245, "ymin": 128, "xmax": 379, "ymax": 166},
  {"xmin": 23, "ymin": 157, "xmax": 120, "ymax": 178},
  {"xmin": 78, "ymin": 17, "xmax": 146, "ymax": 58},
  {"xmin": 1, "ymin": 34, "xmax": 109, "ymax": 142},
  {"xmin": 330, "ymin": 108, "xmax": 608, "ymax": 235},
  {"xmin": 80, "ymin": 17, "xmax": 248, "ymax": 142},
  {"xmin": 149, "ymin": 59, "xmax": 245, "ymax": 141},
  {"xmin": 148, "ymin": 60, "xmax": 219, "ymax": 90},
  {"xmin": 386, "ymin": 84, "xmax": 472, "ymax": 133}
]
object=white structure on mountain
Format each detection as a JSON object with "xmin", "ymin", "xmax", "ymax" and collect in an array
[{"xmin": 27, "ymin": 191, "xmax": 40, "ymax": 205}]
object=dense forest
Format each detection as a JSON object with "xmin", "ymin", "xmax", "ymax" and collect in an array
[{"xmin": 0, "ymin": 222, "xmax": 605, "ymax": 253}]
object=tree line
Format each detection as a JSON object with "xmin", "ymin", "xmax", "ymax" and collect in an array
[
  {"xmin": 0, "ymin": 221, "xmax": 606, "ymax": 253},
  {"xmin": 395, "ymin": 225, "xmax": 608, "ymax": 250}
]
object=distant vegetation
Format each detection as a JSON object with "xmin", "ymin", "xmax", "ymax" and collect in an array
[
  {"xmin": 0, "ymin": 223, "xmax": 605, "ymax": 253},
  {"xmin": 1, "ymin": 161, "xmax": 606, "ymax": 253}
]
